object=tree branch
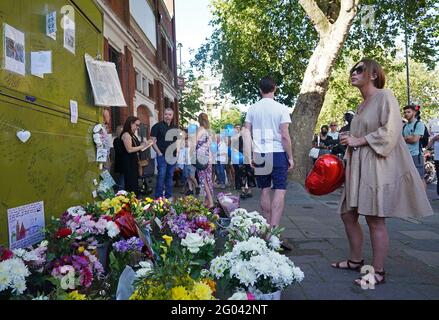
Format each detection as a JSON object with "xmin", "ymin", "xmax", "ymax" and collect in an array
[
  {"xmin": 299, "ymin": 0, "xmax": 331, "ymax": 37},
  {"xmin": 335, "ymin": 0, "xmax": 360, "ymax": 29}
]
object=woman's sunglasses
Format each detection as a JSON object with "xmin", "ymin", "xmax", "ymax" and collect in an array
[{"xmin": 350, "ymin": 65, "xmax": 366, "ymax": 75}]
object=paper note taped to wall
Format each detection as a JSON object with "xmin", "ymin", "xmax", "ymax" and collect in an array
[
  {"xmin": 31, "ymin": 51, "xmax": 52, "ymax": 77},
  {"xmin": 8, "ymin": 201, "xmax": 45, "ymax": 249},
  {"xmin": 84, "ymin": 54, "xmax": 127, "ymax": 107}
]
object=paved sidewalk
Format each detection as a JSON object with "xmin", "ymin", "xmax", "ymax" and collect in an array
[{"xmin": 234, "ymin": 182, "xmax": 439, "ymax": 300}]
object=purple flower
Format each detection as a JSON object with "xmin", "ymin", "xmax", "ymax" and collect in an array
[
  {"xmin": 113, "ymin": 237, "xmax": 144, "ymax": 252},
  {"xmin": 72, "ymin": 255, "xmax": 89, "ymax": 270},
  {"xmin": 113, "ymin": 240, "xmax": 129, "ymax": 252}
]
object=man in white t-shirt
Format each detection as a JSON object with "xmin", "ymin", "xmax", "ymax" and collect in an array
[
  {"xmin": 427, "ymin": 116, "xmax": 439, "ymax": 198},
  {"xmin": 243, "ymin": 76, "xmax": 294, "ymax": 247}
]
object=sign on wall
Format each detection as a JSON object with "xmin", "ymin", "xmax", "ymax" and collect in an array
[{"xmin": 7, "ymin": 201, "xmax": 45, "ymax": 250}]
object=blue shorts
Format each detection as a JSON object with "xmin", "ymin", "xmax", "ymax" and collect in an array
[{"xmin": 254, "ymin": 152, "xmax": 288, "ymax": 190}]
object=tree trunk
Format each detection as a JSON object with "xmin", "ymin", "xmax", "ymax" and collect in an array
[{"xmin": 290, "ymin": 0, "xmax": 359, "ymax": 183}]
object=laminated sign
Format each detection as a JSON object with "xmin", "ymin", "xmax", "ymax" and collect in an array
[{"xmin": 84, "ymin": 54, "xmax": 127, "ymax": 107}]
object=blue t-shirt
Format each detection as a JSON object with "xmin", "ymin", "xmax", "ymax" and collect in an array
[{"xmin": 402, "ymin": 120, "xmax": 425, "ymax": 156}]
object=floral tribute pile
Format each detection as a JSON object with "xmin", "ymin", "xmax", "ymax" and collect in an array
[{"xmin": 0, "ymin": 192, "xmax": 303, "ymax": 300}]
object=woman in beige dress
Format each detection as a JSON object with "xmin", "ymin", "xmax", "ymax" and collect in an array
[{"xmin": 331, "ymin": 59, "xmax": 433, "ymax": 286}]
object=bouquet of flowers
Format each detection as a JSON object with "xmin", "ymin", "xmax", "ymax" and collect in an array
[
  {"xmin": 130, "ymin": 274, "xmax": 216, "ymax": 300},
  {"xmin": 0, "ymin": 247, "xmax": 31, "ymax": 296},
  {"xmin": 164, "ymin": 196, "xmax": 219, "ymax": 239},
  {"xmin": 0, "ymin": 241, "xmax": 48, "ymax": 298},
  {"xmin": 209, "ymin": 237, "xmax": 304, "ymax": 296},
  {"xmin": 142, "ymin": 197, "xmax": 172, "ymax": 221},
  {"xmin": 48, "ymin": 242, "xmax": 104, "ymax": 290},
  {"xmin": 225, "ymin": 209, "xmax": 283, "ymax": 251},
  {"xmin": 130, "ymin": 237, "xmax": 216, "ymax": 300},
  {"xmin": 58, "ymin": 206, "xmax": 120, "ymax": 243}
]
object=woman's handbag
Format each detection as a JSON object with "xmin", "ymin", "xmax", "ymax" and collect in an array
[
  {"xmin": 192, "ymin": 152, "xmax": 209, "ymax": 171},
  {"xmin": 309, "ymin": 135, "xmax": 321, "ymax": 159},
  {"xmin": 137, "ymin": 154, "xmax": 149, "ymax": 177}
]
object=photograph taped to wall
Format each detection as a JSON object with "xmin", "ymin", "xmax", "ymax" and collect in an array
[
  {"xmin": 3, "ymin": 23, "xmax": 26, "ymax": 76},
  {"xmin": 85, "ymin": 54, "xmax": 127, "ymax": 107},
  {"xmin": 63, "ymin": 16, "xmax": 75, "ymax": 54},
  {"xmin": 7, "ymin": 201, "xmax": 45, "ymax": 250}
]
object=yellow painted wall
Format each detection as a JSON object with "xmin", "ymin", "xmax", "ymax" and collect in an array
[{"xmin": 0, "ymin": 0, "xmax": 104, "ymax": 246}]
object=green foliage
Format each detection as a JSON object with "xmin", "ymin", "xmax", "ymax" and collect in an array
[
  {"xmin": 317, "ymin": 58, "xmax": 439, "ymax": 131},
  {"xmin": 194, "ymin": 0, "xmax": 316, "ymax": 106},
  {"xmin": 210, "ymin": 108, "xmax": 244, "ymax": 132},
  {"xmin": 179, "ymin": 69, "xmax": 204, "ymax": 126},
  {"xmin": 194, "ymin": 0, "xmax": 439, "ymax": 107}
]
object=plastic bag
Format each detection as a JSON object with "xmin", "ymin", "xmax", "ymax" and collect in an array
[
  {"xmin": 116, "ymin": 266, "xmax": 136, "ymax": 300},
  {"xmin": 217, "ymin": 193, "xmax": 240, "ymax": 217}
]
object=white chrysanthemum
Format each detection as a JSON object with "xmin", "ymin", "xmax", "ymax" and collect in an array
[
  {"xmin": 7, "ymin": 258, "xmax": 30, "ymax": 279},
  {"xmin": 230, "ymin": 260, "xmax": 257, "ymax": 287},
  {"xmin": 0, "ymin": 271, "xmax": 11, "ymax": 292},
  {"xmin": 200, "ymin": 269, "xmax": 210, "ymax": 278},
  {"xmin": 250, "ymin": 255, "xmax": 274, "ymax": 278},
  {"xmin": 232, "ymin": 237, "xmax": 267, "ymax": 257},
  {"xmin": 12, "ymin": 249, "xmax": 25, "ymax": 258},
  {"xmin": 116, "ymin": 190, "xmax": 128, "ymax": 196},
  {"xmin": 11, "ymin": 278, "xmax": 27, "ymax": 295},
  {"xmin": 268, "ymin": 235, "xmax": 281, "ymax": 251},
  {"xmin": 292, "ymin": 267, "xmax": 305, "ymax": 282},
  {"xmin": 230, "ymin": 208, "xmax": 248, "ymax": 217},
  {"xmin": 32, "ymin": 295, "xmax": 49, "ymax": 300},
  {"xmin": 210, "ymin": 254, "xmax": 231, "ymax": 278},
  {"xmin": 106, "ymin": 221, "xmax": 120, "ymax": 238}
]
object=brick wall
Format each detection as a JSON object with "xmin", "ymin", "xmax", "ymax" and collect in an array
[{"xmin": 104, "ymin": 0, "xmax": 130, "ymax": 26}]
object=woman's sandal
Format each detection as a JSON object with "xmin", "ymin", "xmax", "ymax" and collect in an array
[
  {"xmin": 354, "ymin": 270, "xmax": 386, "ymax": 286},
  {"xmin": 331, "ymin": 259, "xmax": 364, "ymax": 271}
]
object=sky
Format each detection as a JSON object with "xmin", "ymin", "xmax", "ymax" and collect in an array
[{"xmin": 175, "ymin": 0, "xmax": 213, "ymax": 68}]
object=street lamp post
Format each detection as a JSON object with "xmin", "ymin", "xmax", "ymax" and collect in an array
[
  {"xmin": 404, "ymin": 2, "xmax": 411, "ymax": 106},
  {"xmin": 177, "ymin": 42, "xmax": 183, "ymax": 76}
]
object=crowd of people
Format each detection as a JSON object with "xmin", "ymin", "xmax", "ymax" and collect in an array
[
  {"xmin": 110, "ymin": 107, "xmax": 265, "ymax": 209},
  {"xmin": 311, "ymin": 99, "xmax": 438, "ymax": 192},
  {"xmin": 106, "ymin": 60, "xmax": 437, "ymax": 286}
]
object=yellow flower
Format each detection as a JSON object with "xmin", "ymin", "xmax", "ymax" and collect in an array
[
  {"xmin": 129, "ymin": 290, "xmax": 143, "ymax": 300},
  {"xmin": 192, "ymin": 282, "xmax": 214, "ymax": 300},
  {"xmin": 171, "ymin": 286, "xmax": 191, "ymax": 300},
  {"xmin": 77, "ymin": 246, "xmax": 85, "ymax": 254},
  {"xmin": 100, "ymin": 199, "xmax": 111, "ymax": 211},
  {"xmin": 162, "ymin": 235, "xmax": 173, "ymax": 247},
  {"xmin": 67, "ymin": 290, "xmax": 87, "ymax": 300}
]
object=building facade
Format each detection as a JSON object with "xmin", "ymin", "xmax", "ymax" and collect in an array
[
  {"xmin": 96, "ymin": 0, "xmax": 179, "ymax": 140},
  {"xmin": 199, "ymin": 76, "xmax": 233, "ymax": 121}
]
